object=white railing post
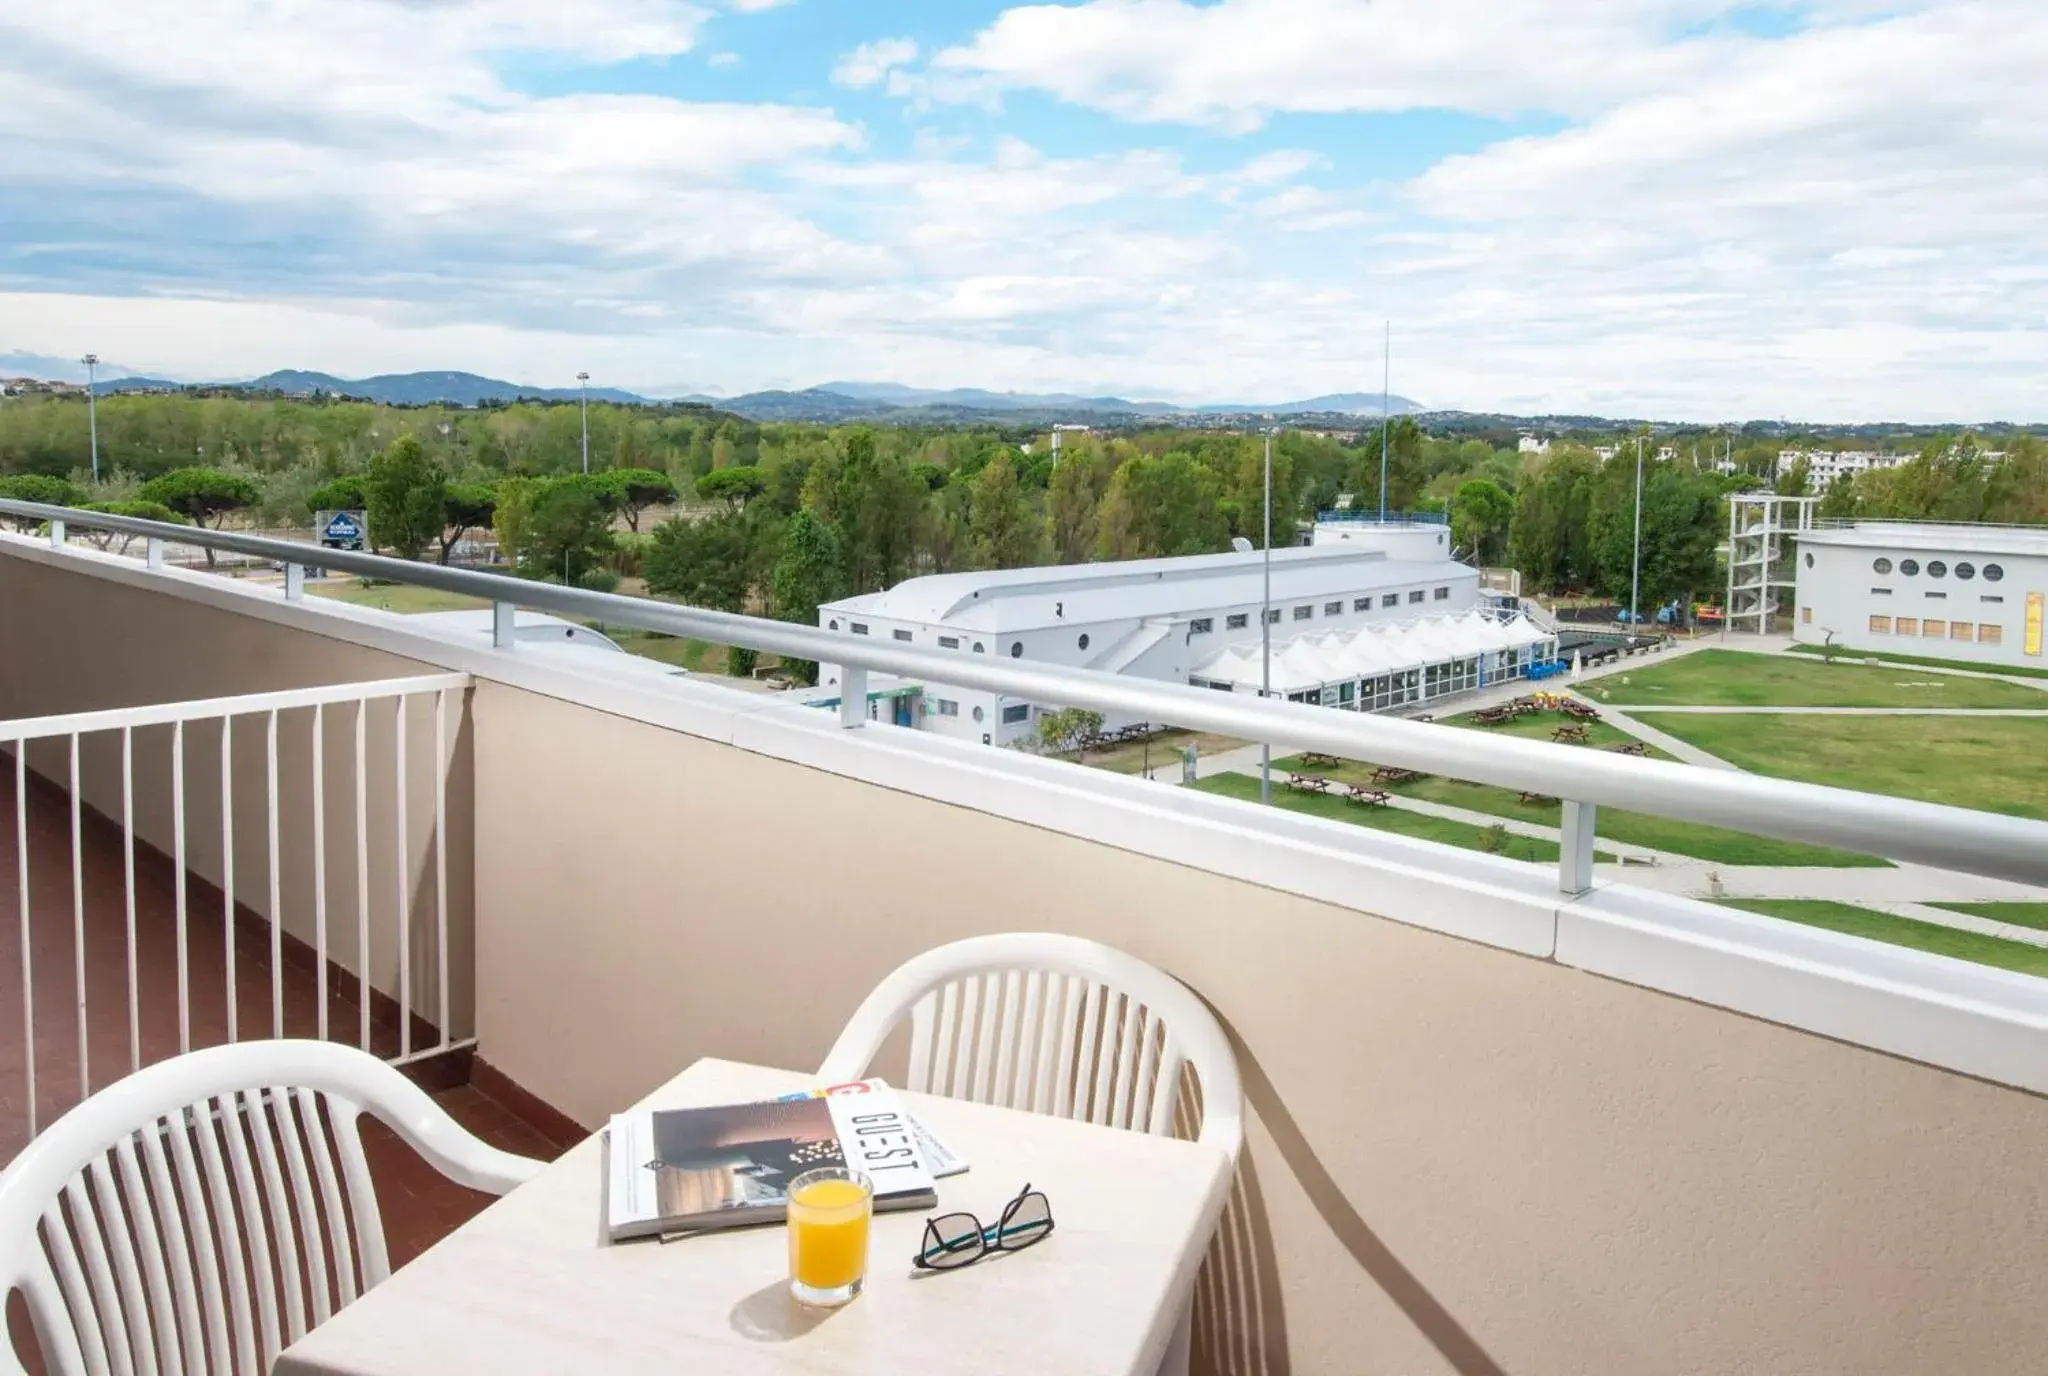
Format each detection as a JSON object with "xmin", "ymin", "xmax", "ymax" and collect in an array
[
  {"xmin": 840, "ymin": 667, "xmax": 869, "ymax": 729},
  {"xmin": 146, "ymin": 537, "xmax": 164, "ymax": 570},
  {"xmin": 492, "ymin": 600, "xmax": 515, "ymax": 649},
  {"xmin": 284, "ymin": 562, "xmax": 305, "ymax": 602},
  {"xmin": 1559, "ymin": 800, "xmax": 1598, "ymax": 896},
  {"xmin": 49, "ymin": 519, "xmax": 64, "ymax": 548}
]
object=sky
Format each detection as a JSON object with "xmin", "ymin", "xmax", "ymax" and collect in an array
[{"xmin": 0, "ymin": 0, "xmax": 2043, "ymax": 421}]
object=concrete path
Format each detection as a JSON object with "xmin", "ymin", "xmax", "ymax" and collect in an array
[
  {"xmin": 1572, "ymin": 700, "xmax": 1741, "ymax": 770},
  {"xmin": 1614, "ymin": 705, "xmax": 2048, "ymax": 716},
  {"xmin": 1883, "ymin": 901, "xmax": 2048, "ymax": 949}
]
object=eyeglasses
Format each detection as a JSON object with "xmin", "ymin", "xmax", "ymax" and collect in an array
[{"xmin": 912, "ymin": 1184, "xmax": 1055, "ymax": 1271}]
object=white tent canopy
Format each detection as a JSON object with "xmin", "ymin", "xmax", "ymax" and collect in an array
[{"xmin": 1189, "ymin": 611, "xmax": 1555, "ymax": 698}]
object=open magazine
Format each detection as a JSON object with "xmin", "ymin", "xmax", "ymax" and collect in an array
[{"xmin": 604, "ymin": 1079, "xmax": 967, "ymax": 1243}]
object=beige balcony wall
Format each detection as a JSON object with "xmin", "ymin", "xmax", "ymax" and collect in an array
[
  {"xmin": 471, "ymin": 680, "xmax": 2048, "ymax": 1376},
  {"xmin": 0, "ymin": 547, "xmax": 475, "ymax": 1038}
]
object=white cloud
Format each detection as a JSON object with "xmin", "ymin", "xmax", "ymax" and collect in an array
[
  {"xmin": 708, "ymin": 51, "xmax": 743, "ymax": 68},
  {"xmin": 832, "ymin": 36, "xmax": 921, "ymax": 89}
]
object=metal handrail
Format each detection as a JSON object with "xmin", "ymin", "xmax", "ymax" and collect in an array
[{"xmin": 7, "ymin": 496, "xmax": 2047, "ymax": 890}]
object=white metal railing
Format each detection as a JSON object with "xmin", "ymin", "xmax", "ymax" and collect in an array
[
  {"xmin": 6, "ymin": 498, "xmax": 2048, "ymax": 894},
  {"xmin": 2, "ymin": 672, "xmax": 470, "ymax": 1142}
]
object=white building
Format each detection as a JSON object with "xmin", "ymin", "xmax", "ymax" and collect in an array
[
  {"xmin": 1777, "ymin": 449, "xmax": 1902, "ymax": 491},
  {"xmin": 817, "ymin": 521, "xmax": 1556, "ymax": 744},
  {"xmin": 1793, "ymin": 521, "xmax": 2048, "ymax": 668},
  {"xmin": 1518, "ymin": 434, "xmax": 1551, "ymax": 455}
]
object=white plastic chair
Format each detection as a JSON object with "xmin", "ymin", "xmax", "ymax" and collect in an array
[
  {"xmin": 0, "ymin": 1040, "xmax": 544, "ymax": 1376},
  {"xmin": 820, "ymin": 934, "xmax": 1243, "ymax": 1376}
]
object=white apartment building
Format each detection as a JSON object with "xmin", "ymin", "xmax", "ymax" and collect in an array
[
  {"xmin": 1793, "ymin": 521, "xmax": 2048, "ymax": 668},
  {"xmin": 816, "ymin": 521, "xmax": 1555, "ymax": 744},
  {"xmin": 1777, "ymin": 449, "xmax": 1902, "ymax": 490}
]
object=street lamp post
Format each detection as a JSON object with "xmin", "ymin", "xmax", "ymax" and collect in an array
[
  {"xmin": 1260, "ymin": 426, "xmax": 1273, "ymax": 805},
  {"xmin": 1377, "ymin": 321, "xmax": 1390, "ymax": 522},
  {"xmin": 577, "ymin": 371, "xmax": 591, "ymax": 475},
  {"xmin": 1630, "ymin": 434, "xmax": 1645, "ymax": 630},
  {"xmin": 82, "ymin": 353, "xmax": 100, "ymax": 483}
]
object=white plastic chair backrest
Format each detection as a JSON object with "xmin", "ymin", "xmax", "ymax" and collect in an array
[
  {"xmin": 819, "ymin": 934, "xmax": 1242, "ymax": 1162},
  {"xmin": 0, "ymin": 1040, "xmax": 543, "ymax": 1376}
]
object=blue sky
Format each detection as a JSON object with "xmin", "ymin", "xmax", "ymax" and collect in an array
[{"xmin": 1, "ymin": 0, "xmax": 2042, "ymax": 420}]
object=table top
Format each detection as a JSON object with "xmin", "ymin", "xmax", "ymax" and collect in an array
[{"xmin": 277, "ymin": 1059, "xmax": 1233, "ymax": 1376}]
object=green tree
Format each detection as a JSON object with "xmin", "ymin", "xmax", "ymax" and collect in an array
[
  {"xmin": 804, "ymin": 428, "xmax": 925, "ymax": 592},
  {"xmin": 1095, "ymin": 452, "xmax": 1227, "ymax": 560},
  {"xmin": 1347, "ymin": 416, "xmax": 1426, "ymax": 512},
  {"xmin": 695, "ymin": 465, "xmax": 766, "ymax": 513},
  {"xmin": 645, "ymin": 511, "xmax": 757, "ymax": 675},
  {"xmin": 306, "ymin": 475, "xmax": 366, "ymax": 514},
  {"xmin": 768, "ymin": 509, "xmax": 846, "ymax": 685},
  {"xmin": 1047, "ymin": 450, "xmax": 1103, "ymax": 563},
  {"xmin": 1034, "ymin": 707, "xmax": 1104, "ymax": 762},
  {"xmin": 364, "ymin": 434, "xmax": 446, "ymax": 560},
  {"xmin": 1506, "ymin": 450, "xmax": 1599, "ymax": 594},
  {"xmin": 438, "ymin": 482, "xmax": 498, "ymax": 564},
  {"xmin": 492, "ymin": 476, "xmax": 539, "ymax": 566},
  {"xmin": 1450, "ymin": 479, "xmax": 1516, "ymax": 565},
  {"xmin": 967, "ymin": 452, "xmax": 1045, "ymax": 569},
  {"xmin": 0, "ymin": 473, "xmax": 87, "ymax": 529},
  {"xmin": 1775, "ymin": 456, "xmax": 1811, "ymax": 497},
  {"xmin": 516, "ymin": 481, "xmax": 614, "ymax": 584},
  {"xmin": 136, "ymin": 467, "xmax": 259, "ymax": 564},
  {"xmin": 78, "ymin": 500, "xmax": 188, "ymax": 554},
  {"xmin": 603, "ymin": 467, "xmax": 678, "ymax": 532}
]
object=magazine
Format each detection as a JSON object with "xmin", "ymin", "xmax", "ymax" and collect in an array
[
  {"xmin": 604, "ymin": 1081, "xmax": 950, "ymax": 1242},
  {"xmin": 769, "ymin": 1079, "xmax": 969, "ymax": 1179}
]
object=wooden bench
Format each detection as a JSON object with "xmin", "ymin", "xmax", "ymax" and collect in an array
[
  {"xmin": 1518, "ymin": 790, "xmax": 1557, "ymax": 805},
  {"xmin": 1368, "ymin": 765, "xmax": 1422, "ymax": 785},
  {"xmin": 1550, "ymin": 724, "xmax": 1591, "ymax": 744},
  {"xmin": 1298, "ymin": 751, "xmax": 1341, "ymax": 770},
  {"xmin": 1342, "ymin": 784, "xmax": 1391, "ymax": 807},
  {"xmin": 1611, "ymin": 741, "xmax": 1650, "ymax": 757},
  {"xmin": 1286, "ymin": 772, "xmax": 1332, "ymax": 793}
]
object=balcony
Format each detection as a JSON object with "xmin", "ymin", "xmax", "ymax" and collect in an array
[{"xmin": 6, "ymin": 504, "xmax": 2048, "ymax": 1375}]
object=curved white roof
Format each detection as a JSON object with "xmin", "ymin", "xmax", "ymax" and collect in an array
[{"xmin": 1190, "ymin": 612, "xmax": 1554, "ymax": 694}]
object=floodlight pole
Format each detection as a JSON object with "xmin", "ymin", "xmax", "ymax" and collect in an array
[
  {"xmin": 82, "ymin": 353, "xmax": 100, "ymax": 483},
  {"xmin": 1261, "ymin": 427, "xmax": 1273, "ymax": 805},
  {"xmin": 577, "ymin": 371, "xmax": 591, "ymax": 474},
  {"xmin": 1377, "ymin": 321, "xmax": 1391, "ymax": 522},
  {"xmin": 1630, "ymin": 434, "xmax": 1644, "ymax": 629}
]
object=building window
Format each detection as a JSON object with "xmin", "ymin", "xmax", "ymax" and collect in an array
[
  {"xmin": 1408, "ymin": 590, "xmax": 1425, "ymax": 604},
  {"xmin": 828, "ymin": 619, "xmax": 840, "ymax": 631},
  {"xmin": 893, "ymin": 629, "xmax": 913, "ymax": 642},
  {"xmin": 1266, "ymin": 609, "xmax": 1281, "ymax": 625},
  {"xmin": 1982, "ymin": 595, "xmax": 2005, "ymax": 604},
  {"xmin": 1078, "ymin": 633, "xmax": 1091, "ymax": 650},
  {"xmin": 851, "ymin": 622, "xmax": 869, "ymax": 635},
  {"xmin": 1801, "ymin": 606, "xmax": 1812, "ymax": 624},
  {"xmin": 1353, "ymin": 598, "xmax": 1371, "ymax": 612},
  {"xmin": 1325, "ymin": 601, "xmax": 1343, "ymax": 616},
  {"xmin": 1226, "ymin": 613, "xmax": 1248, "ymax": 630},
  {"xmin": 1956, "ymin": 562, "xmax": 1976, "ymax": 580},
  {"xmin": 1923, "ymin": 619, "xmax": 1945, "ymax": 638},
  {"xmin": 1925, "ymin": 591, "xmax": 1947, "ymax": 600},
  {"xmin": 1869, "ymin": 614, "xmax": 1892, "ymax": 634},
  {"xmin": 1900, "ymin": 559, "xmax": 1921, "ymax": 576},
  {"xmin": 1433, "ymin": 586, "xmax": 1450, "ymax": 601},
  {"xmin": 1001, "ymin": 703, "xmax": 1030, "ymax": 725},
  {"xmin": 1984, "ymin": 563, "xmax": 2005, "ymax": 582},
  {"xmin": 972, "ymin": 705, "xmax": 984, "ymax": 722},
  {"xmin": 939, "ymin": 635, "xmax": 959, "ymax": 649},
  {"xmin": 1873, "ymin": 557, "xmax": 1893, "ymax": 574},
  {"xmin": 1951, "ymin": 621, "xmax": 1973, "ymax": 641},
  {"xmin": 1896, "ymin": 617, "xmax": 1918, "ymax": 636},
  {"xmin": 1871, "ymin": 587, "xmax": 1892, "ymax": 595},
  {"xmin": 1190, "ymin": 618, "xmax": 1214, "ymax": 635},
  {"xmin": 973, "ymin": 641, "xmax": 985, "ymax": 653},
  {"xmin": 1010, "ymin": 642, "xmax": 1023, "ymax": 658},
  {"xmin": 1981, "ymin": 624, "xmax": 2004, "ymax": 644},
  {"xmin": 1805, "ymin": 552, "xmax": 1814, "ymax": 568},
  {"xmin": 1381, "ymin": 594, "xmax": 1398, "ymax": 608},
  {"xmin": 1293, "ymin": 605, "xmax": 1312, "ymax": 621},
  {"xmin": 931, "ymin": 698, "xmax": 959, "ymax": 717},
  {"xmin": 1927, "ymin": 560, "xmax": 1948, "ymax": 578}
]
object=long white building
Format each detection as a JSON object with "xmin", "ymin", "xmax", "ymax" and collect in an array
[
  {"xmin": 1793, "ymin": 521, "xmax": 2048, "ymax": 668},
  {"xmin": 817, "ymin": 520, "xmax": 1557, "ymax": 743}
]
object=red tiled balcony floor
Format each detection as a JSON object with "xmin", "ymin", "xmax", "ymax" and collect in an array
[{"xmin": 1, "ymin": 761, "xmax": 581, "ymax": 1327}]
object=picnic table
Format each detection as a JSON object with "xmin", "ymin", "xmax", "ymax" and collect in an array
[
  {"xmin": 1286, "ymin": 772, "xmax": 1332, "ymax": 793},
  {"xmin": 1519, "ymin": 790, "xmax": 1557, "ymax": 806},
  {"xmin": 1368, "ymin": 765, "xmax": 1423, "ymax": 785},
  {"xmin": 1550, "ymin": 724, "xmax": 1591, "ymax": 744},
  {"xmin": 1561, "ymin": 701, "xmax": 1601, "ymax": 721},
  {"xmin": 1298, "ymin": 751, "xmax": 1341, "ymax": 770},
  {"xmin": 1342, "ymin": 783, "xmax": 1391, "ymax": 807},
  {"xmin": 1611, "ymin": 741, "xmax": 1650, "ymax": 757}
]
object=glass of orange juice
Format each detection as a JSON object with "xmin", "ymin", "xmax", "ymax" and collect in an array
[{"xmin": 787, "ymin": 1168, "xmax": 874, "ymax": 1307}]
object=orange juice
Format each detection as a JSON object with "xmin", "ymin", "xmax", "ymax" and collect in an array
[{"xmin": 788, "ymin": 1174, "xmax": 872, "ymax": 1302}]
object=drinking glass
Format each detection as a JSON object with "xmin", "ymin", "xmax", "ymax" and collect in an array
[{"xmin": 787, "ymin": 1168, "xmax": 874, "ymax": 1307}]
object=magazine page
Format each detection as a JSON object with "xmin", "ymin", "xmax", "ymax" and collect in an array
[{"xmin": 776, "ymin": 1079, "xmax": 971, "ymax": 1177}]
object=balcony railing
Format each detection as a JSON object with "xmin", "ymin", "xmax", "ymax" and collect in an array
[{"xmin": 6, "ymin": 497, "xmax": 2047, "ymax": 898}]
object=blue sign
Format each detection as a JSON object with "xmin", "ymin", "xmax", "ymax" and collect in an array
[{"xmin": 321, "ymin": 511, "xmax": 364, "ymax": 548}]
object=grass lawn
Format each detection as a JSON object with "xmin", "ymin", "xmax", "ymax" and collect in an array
[
  {"xmin": 1650, "ymin": 714, "xmax": 2048, "ymax": 822},
  {"xmin": 1585, "ymin": 649, "xmax": 2047, "ymax": 708},
  {"xmin": 1191, "ymin": 771, "xmax": 1567, "ymax": 864},
  {"xmin": 1725, "ymin": 900, "xmax": 2048, "ymax": 979},
  {"xmin": 307, "ymin": 579, "xmax": 490, "ymax": 615},
  {"xmin": 1787, "ymin": 643, "xmax": 2048, "ymax": 682},
  {"xmin": 613, "ymin": 631, "xmax": 781, "ymax": 676},
  {"xmin": 1084, "ymin": 730, "xmax": 1249, "ymax": 776},
  {"xmin": 1272, "ymin": 708, "xmax": 1888, "ymax": 868},
  {"xmin": 1928, "ymin": 902, "xmax": 2048, "ymax": 934}
]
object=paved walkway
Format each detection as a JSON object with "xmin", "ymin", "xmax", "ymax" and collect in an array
[{"xmin": 1572, "ymin": 700, "xmax": 1740, "ymax": 769}]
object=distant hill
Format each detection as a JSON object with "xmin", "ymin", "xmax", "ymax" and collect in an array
[
  {"xmin": 807, "ymin": 382, "xmax": 1420, "ymax": 420},
  {"xmin": 241, "ymin": 369, "xmax": 651, "ymax": 405},
  {"xmin": 94, "ymin": 376, "xmax": 188, "ymax": 394}
]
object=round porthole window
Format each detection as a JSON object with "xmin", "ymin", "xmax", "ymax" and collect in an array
[
  {"xmin": 1955, "ymin": 562, "xmax": 1975, "ymax": 580},
  {"xmin": 1927, "ymin": 560, "xmax": 1948, "ymax": 578},
  {"xmin": 1984, "ymin": 563, "xmax": 2004, "ymax": 582},
  {"xmin": 1804, "ymin": 552, "xmax": 1814, "ymax": 568},
  {"xmin": 1899, "ymin": 559, "xmax": 1921, "ymax": 576},
  {"xmin": 1078, "ymin": 633, "xmax": 1090, "ymax": 651},
  {"xmin": 972, "ymin": 706, "xmax": 984, "ymax": 722},
  {"xmin": 973, "ymin": 641, "xmax": 985, "ymax": 653},
  {"xmin": 1873, "ymin": 557, "xmax": 1893, "ymax": 575},
  {"xmin": 1010, "ymin": 642, "xmax": 1023, "ymax": 658}
]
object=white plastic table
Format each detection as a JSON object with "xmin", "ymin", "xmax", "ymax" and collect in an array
[{"xmin": 275, "ymin": 1058, "xmax": 1233, "ymax": 1376}]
